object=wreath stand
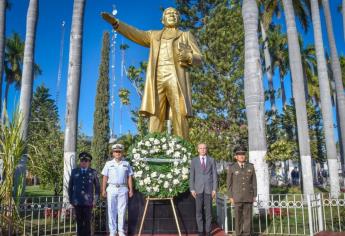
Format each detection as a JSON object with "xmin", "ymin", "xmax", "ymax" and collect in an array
[{"xmin": 138, "ymin": 197, "xmax": 181, "ymax": 236}]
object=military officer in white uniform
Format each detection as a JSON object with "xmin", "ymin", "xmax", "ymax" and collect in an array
[{"xmin": 102, "ymin": 144, "xmax": 134, "ymax": 236}]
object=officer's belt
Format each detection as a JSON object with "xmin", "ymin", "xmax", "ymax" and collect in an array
[{"xmin": 109, "ymin": 183, "xmax": 127, "ymax": 187}]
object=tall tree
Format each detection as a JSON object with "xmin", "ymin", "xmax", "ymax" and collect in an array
[
  {"xmin": 91, "ymin": 31, "xmax": 110, "ymax": 171},
  {"xmin": 0, "ymin": 0, "xmax": 7, "ymax": 116},
  {"xmin": 282, "ymin": 0, "xmax": 314, "ymax": 195},
  {"xmin": 63, "ymin": 0, "xmax": 86, "ymax": 204},
  {"xmin": 260, "ymin": 21, "xmax": 276, "ymax": 112},
  {"xmin": 267, "ymin": 25, "xmax": 289, "ymax": 108},
  {"xmin": 27, "ymin": 85, "xmax": 63, "ymax": 195},
  {"xmin": 310, "ymin": 0, "xmax": 340, "ymax": 197},
  {"xmin": 322, "ymin": 0, "xmax": 345, "ymax": 175},
  {"xmin": 16, "ymin": 0, "xmax": 39, "ymax": 194},
  {"xmin": 3, "ymin": 33, "xmax": 23, "ymax": 107},
  {"xmin": 242, "ymin": 0, "xmax": 270, "ymax": 201},
  {"xmin": 343, "ymin": 0, "xmax": 345, "ymax": 41}
]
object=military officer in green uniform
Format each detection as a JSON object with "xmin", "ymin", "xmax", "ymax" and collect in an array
[{"xmin": 227, "ymin": 147, "xmax": 257, "ymax": 236}]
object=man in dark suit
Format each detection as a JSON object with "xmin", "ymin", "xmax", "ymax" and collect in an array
[
  {"xmin": 189, "ymin": 143, "xmax": 217, "ymax": 236},
  {"xmin": 68, "ymin": 152, "xmax": 100, "ymax": 236},
  {"xmin": 227, "ymin": 147, "xmax": 257, "ymax": 236}
]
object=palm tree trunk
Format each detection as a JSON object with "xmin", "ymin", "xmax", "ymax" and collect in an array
[
  {"xmin": 282, "ymin": 0, "xmax": 314, "ymax": 195},
  {"xmin": 343, "ymin": 0, "xmax": 345, "ymax": 41},
  {"xmin": 15, "ymin": 0, "xmax": 38, "ymax": 196},
  {"xmin": 322, "ymin": 0, "xmax": 345, "ymax": 176},
  {"xmin": 63, "ymin": 0, "xmax": 86, "ymax": 204},
  {"xmin": 0, "ymin": 0, "xmax": 6, "ymax": 116},
  {"xmin": 260, "ymin": 21, "xmax": 276, "ymax": 112},
  {"xmin": 242, "ymin": 0, "xmax": 270, "ymax": 203},
  {"xmin": 311, "ymin": 0, "xmax": 340, "ymax": 197},
  {"xmin": 279, "ymin": 70, "xmax": 287, "ymax": 108}
]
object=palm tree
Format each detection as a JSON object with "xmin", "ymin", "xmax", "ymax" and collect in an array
[
  {"xmin": 63, "ymin": 0, "xmax": 86, "ymax": 204},
  {"xmin": 322, "ymin": 0, "xmax": 345, "ymax": 175},
  {"xmin": 242, "ymin": 0, "xmax": 270, "ymax": 203},
  {"xmin": 3, "ymin": 33, "xmax": 23, "ymax": 107},
  {"xmin": 260, "ymin": 0, "xmax": 310, "ymax": 111},
  {"xmin": 15, "ymin": 0, "xmax": 39, "ymax": 196},
  {"xmin": 310, "ymin": 0, "xmax": 340, "ymax": 197},
  {"xmin": 343, "ymin": 0, "xmax": 345, "ymax": 41},
  {"xmin": 267, "ymin": 25, "xmax": 289, "ymax": 108},
  {"xmin": 0, "ymin": 0, "xmax": 7, "ymax": 116},
  {"xmin": 282, "ymin": 0, "xmax": 314, "ymax": 195}
]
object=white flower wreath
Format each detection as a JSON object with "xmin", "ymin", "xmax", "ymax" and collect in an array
[{"xmin": 129, "ymin": 133, "xmax": 194, "ymax": 198}]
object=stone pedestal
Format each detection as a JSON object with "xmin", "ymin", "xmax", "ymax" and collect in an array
[{"xmin": 128, "ymin": 191, "xmax": 198, "ymax": 234}]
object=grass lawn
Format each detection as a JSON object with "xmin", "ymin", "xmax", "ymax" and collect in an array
[{"xmin": 25, "ymin": 185, "xmax": 55, "ymax": 197}]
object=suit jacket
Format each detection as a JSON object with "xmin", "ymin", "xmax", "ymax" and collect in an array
[
  {"xmin": 189, "ymin": 156, "xmax": 217, "ymax": 194},
  {"xmin": 68, "ymin": 168, "xmax": 100, "ymax": 206},
  {"xmin": 227, "ymin": 162, "xmax": 257, "ymax": 203},
  {"xmin": 116, "ymin": 21, "xmax": 202, "ymax": 118}
]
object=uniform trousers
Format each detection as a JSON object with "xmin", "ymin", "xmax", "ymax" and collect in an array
[
  {"xmin": 107, "ymin": 186, "xmax": 128, "ymax": 236},
  {"xmin": 195, "ymin": 192, "xmax": 212, "ymax": 234},
  {"xmin": 75, "ymin": 205, "xmax": 92, "ymax": 236},
  {"xmin": 149, "ymin": 64, "xmax": 189, "ymax": 139},
  {"xmin": 234, "ymin": 202, "xmax": 253, "ymax": 236}
]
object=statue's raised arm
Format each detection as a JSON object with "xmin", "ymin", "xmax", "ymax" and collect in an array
[{"xmin": 101, "ymin": 7, "xmax": 202, "ymax": 139}]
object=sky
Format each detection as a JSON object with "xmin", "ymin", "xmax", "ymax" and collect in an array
[{"xmin": 3, "ymin": 0, "xmax": 345, "ymax": 138}]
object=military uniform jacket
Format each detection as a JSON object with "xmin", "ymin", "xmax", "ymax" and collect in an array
[
  {"xmin": 68, "ymin": 168, "xmax": 100, "ymax": 206},
  {"xmin": 227, "ymin": 162, "xmax": 257, "ymax": 203}
]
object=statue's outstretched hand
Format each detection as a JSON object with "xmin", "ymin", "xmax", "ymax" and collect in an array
[{"xmin": 101, "ymin": 12, "xmax": 118, "ymax": 27}]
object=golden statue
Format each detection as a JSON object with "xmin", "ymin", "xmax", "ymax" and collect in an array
[{"xmin": 101, "ymin": 7, "xmax": 202, "ymax": 139}]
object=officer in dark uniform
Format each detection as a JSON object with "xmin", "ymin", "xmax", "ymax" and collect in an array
[
  {"xmin": 227, "ymin": 147, "xmax": 257, "ymax": 236},
  {"xmin": 68, "ymin": 152, "xmax": 100, "ymax": 236}
]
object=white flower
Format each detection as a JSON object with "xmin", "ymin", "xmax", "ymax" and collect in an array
[
  {"xmin": 146, "ymin": 187, "xmax": 152, "ymax": 192},
  {"xmin": 142, "ymin": 150, "xmax": 148, "ymax": 155},
  {"xmin": 144, "ymin": 177, "xmax": 151, "ymax": 184},
  {"xmin": 139, "ymin": 180, "xmax": 144, "ymax": 186},
  {"xmin": 145, "ymin": 141, "xmax": 151, "ymax": 147},
  {"xmin": 169, "ymin": 188, "xmax": 173, "ymax": 192},
  {"xmin": 151, "ymin": 172, "xmax": 157, "ymax": 178},
  {"xmin": 157, "ymin": 179, "xmax": 163, "ymax": 184},
  {"xmin": 154, "ymin": 139, "xmax": 160, "ymax": 145},
  {"xmin": 173, "ymin": 161, "xmax": 179, "ymax": 166},
  {"xmin": 182, "ymin": 155, "xmax": 188, "ymax": 162},
  {"xmin": 174, "ymin": 169, "xmax": 180, "ymax": 175},
  {"xmin": 153, "ymin": 186, "xmax": 159, "ymax": 192},
  {"xmin": 163, "ymin": 181, "xmax": 169, "ymax": 188},
  {"xmin": 145, "ymin": 166, "xmax": 149, "ymax": 171},
  {"xmin": 173, "ymin": 179, "xmax": 179, "ymax": 185},
  {"xmin": 182, "ymin": 167, "xmax": 189, "ymax": 175},
  {"xmin": 134, "ymin": 170, "xmax": 143, "ymax": 178},
  {"xmin": 149, "ymin": 138, "xmax": 154, "ymax": 142},
  {"xmin": 173, "ymin": 152, "xmax": 181, "ymax": 158},
  {"xmin": 161, "ymin": 137, "xmax": 166, "ymax": 142},
  {"xmin": 159, "ymin": 174, "xmax": 165, "ymax": 178},
  {"xmin": 182, "ymin": 174, "xmax": 188, "ymax": 180},
  {"xmin": 167, "ymin": 149, "xmax": 174, "ymax": 155},
  {"xmin": 132, "ymin": 148, "xmax": 137, "ymax": 154},
  {"xmin": 167, "ymin": 173, "xmax": 173, "ymax": 179},
  {"xmin": 134, "ymin": 153, "xmax": 140, "ymax": 159},
  {"xmin": 176, "ymin": 144, "xmax": 181, "ymax": 149},
  {"xmin": 138, "ymin": 141, "xmax": 143, "ymax": 146},
  {"xmin": 149, "ymin": 149, "xmax": 155, "ymax": 154},
  {"xmin": 162, "ymin": 144, "xmax": 167, "ymax": 150},
  {"xmin": 181, "ymin": 147, "xmax": 186, "ymax": 152}
]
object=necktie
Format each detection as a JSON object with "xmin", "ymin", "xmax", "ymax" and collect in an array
[
  {"xmin": 201, "ymin": 157, "xmax": 206, "ymax": 170},
  {"xmin": 241, "ymin": 164, "xmax": 244, "ymax": 169}
]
